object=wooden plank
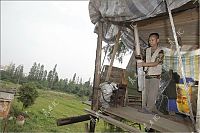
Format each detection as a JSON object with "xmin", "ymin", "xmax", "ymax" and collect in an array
[
  {"xmin": 105, "ymin": 106, "xmax": 194, "ymax": 132},
  {"xmin": 0, "ymin": 88, "xmax": 16, "ymax": 94},
  {"xmin": 91, "ymin": 21, "xmax": 103, "ymax": 111},
  {"xmin": 138, "ymin": 8, "xmax": 199, "ymax": 29},
  {"xmin": 85, "ymin": 109, "xmax": 141, "ymax": 132},
  {"xmin": 0, "ymin": 101, "xmax": 11, "ymax": 119},
  {"xmin": 0, "ymin": 92, "xmax": 14, "ymax": 101},
  {"xmin": 137, "ymin": 7, "xmax": 199, "ymax": 49}
]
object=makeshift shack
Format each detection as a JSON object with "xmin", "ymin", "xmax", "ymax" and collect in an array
[
  {"xmin": 0, "ymin": 89, "xmax": 15, "ymax": 132},
  {"xmin": 87, "ymin": 0, "xmax": 199, "ymax": 132}
]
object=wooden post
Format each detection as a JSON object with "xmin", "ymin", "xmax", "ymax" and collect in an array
[
  {"xmin": 196, "ymin": 73, "xmax": 200, "ymax": 132},
  {"xmin": 105, "ymin": 30, "xmax": 121, "ymax": 81},
  {"xmin": 85, "ymin": 123, "xmax": 89, "ymax": 133},
  {"xmin": 133, "ymin": 24, "xmax": 140, "ymax": 56},
  {"xmin": 89, "ymin": 21, "xmax": 103, "ymax": 132},
  {"xmin": 133, "ymin": 24, "xmax": 146, "ymax": 108}
]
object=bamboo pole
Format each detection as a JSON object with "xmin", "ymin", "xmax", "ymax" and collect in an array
[
  {"xmin": 105, "ymin": 29, "xmax": 121, "ymax": 81},
  {"xmin": 90, "ymin": 21, "xmax": 103, "ymax": 132},
  {"xmin": 165, "ymin": 0, "xmax": 196, "ymax": 130}
]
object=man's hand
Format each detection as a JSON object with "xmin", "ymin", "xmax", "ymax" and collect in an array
[{"xmin": 137, "ymin": 62, "xmax": 144, "ymax": 68}]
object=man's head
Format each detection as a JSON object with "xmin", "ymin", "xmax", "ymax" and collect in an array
[{"xmin": 148, "ymin": 33, "xmax": 159, "ymax": 47}]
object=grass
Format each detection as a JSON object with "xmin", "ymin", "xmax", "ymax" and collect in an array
[
  {"xmin": 0, "ymin": 88, "xmax": 105, "ymax": 132},
  {"xmin": 0, "ymin": 81, "xmax": 143, "ymax": 132},
  {"xmin": 0, "ymin": 80, "xmax": 21, "ymax": 89}
]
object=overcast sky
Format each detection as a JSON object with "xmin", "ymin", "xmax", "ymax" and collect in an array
[{"xmin": 1, "ymin": 1, "xmax": 130, "ymax": 82}]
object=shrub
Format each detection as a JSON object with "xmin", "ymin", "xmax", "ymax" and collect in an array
[{"xmin": 17, "ymin": 82, "xmax": 38, "ymax": 109}]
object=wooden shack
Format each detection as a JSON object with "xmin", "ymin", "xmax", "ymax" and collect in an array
[
  {"xmin": 0, "ymin": 89, "xmax": 15, "ymax": 132},
  {"xmin": 88, "ymin": 0, "xmax": 199, "ymax": 132},
  {"xmin": 57, "ymin": 1, "xmax": 199, "ymax": 132}
]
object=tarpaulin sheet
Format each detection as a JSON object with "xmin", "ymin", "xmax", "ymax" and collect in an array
[
  {"xmin": 89, "ymin": 0, "xmax": 192, "ymax": 47},
  {"xmin": 163, "ymin": 48, "xmax": 200, "ymax": 81}
]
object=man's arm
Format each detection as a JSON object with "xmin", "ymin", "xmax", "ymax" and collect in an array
[
  {"xmin": 138, "ymin": 61, "xmax": 159, "ymax": 68},
  {"xmin": 138, "ymin": 50, "xmax": 164, "ymax": 68}
]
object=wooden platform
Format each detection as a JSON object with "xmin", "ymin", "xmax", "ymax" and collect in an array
[
  {"xmin": 104, "ymin": 106, "xmax": 194, "ymax": 132},
  {"xmin": 85, "ymin": 109, "xmax": 141, "ymax": 132}
]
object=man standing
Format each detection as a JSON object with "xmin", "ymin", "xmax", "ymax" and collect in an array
[{"xmin": 138, "ymin": 33, "xmax": 164, "ymax": 113}]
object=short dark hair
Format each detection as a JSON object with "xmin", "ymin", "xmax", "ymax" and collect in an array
[{"xmin": 149, "ymin": 33, "xmax": 159, "ymax": 39}]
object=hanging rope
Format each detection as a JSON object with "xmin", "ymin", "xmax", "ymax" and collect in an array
[{"xmin": 165, "ymin": 0, "xmax": 196, "ymax": 130}]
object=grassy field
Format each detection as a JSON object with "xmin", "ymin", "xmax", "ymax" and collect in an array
[
  {"xmin": 0, "ymin": 80, "xmax": 21, "ymax": 89},
  {"xmin": 0, "ymin": 88, "xmax": 105, "ymax": 132}
]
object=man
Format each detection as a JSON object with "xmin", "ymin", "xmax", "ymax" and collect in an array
[{"xmin": 138, "ymin": 33, "xmax": 164, "ymax": 113}]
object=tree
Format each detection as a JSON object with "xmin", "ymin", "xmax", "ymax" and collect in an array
[
  {"xmin": 6, "ymin": 63, "xmax": 15, "ymax": 77},
  {"xmin": 17, "ymin": 82, "xmax": 38, "ymax": 109},
  {"xmin": 18, "ymin": 65, "xmax": 24, "ymax": 83},
  {"xmin": 35, "ymin": 63, "xmax": 41, "ymax": 80},
  {"xmin": 47, "ymin": 70, "xmax": 53, "ymax": 88},
  {"xmin": 28, "ymin": 62, "xmax": 37, "ymax": 80},
  {"xmin": 72, "ymin": 73, "xmax": 76, "ymax": 83},
  {"xmin": 53, "ymin": 72, "xmax": 59, "ymax": 88},
  {"xmin": 48, "ymin": 64, "xmax": 58, "ymax": 89},
  {"xmin": 12, "ymin": 65, "xmax": 23, "ymax": 83},
  {"xmin": 54, "ymin": 72, "xmax": 59, "ymax": 82},
  {"xmin": 0, "ymin": 70, "xmax": 10, "ymax": 81},
  {"xmin": 38, "ymin": 65, "xmax": 44, "ymax": 81},
  {"xmin": 106, "ymin": 40, "xmax": 131, "ymax": 64},
  {"xmin": 43, "ymin": 70, "xmax": 47, "ymax": 81}
]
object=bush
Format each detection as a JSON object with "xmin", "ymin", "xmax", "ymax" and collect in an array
[{"xmin": 17, "ymin": 82, "xmax": 38, "ymax": 109}]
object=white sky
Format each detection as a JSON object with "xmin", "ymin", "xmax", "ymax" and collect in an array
[{"xmin": 1, "ymin": 1, "xmax": 131, "ymax": 82}]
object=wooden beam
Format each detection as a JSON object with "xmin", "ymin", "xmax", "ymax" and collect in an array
[
  {"xmin": 57, "ymin": 114, "xmax": 91, "ymax": 126},
  {"xmin": 105, "ymin": 30, "xmax": 121, "ymax": 81},
  {"xmin": 91, "ymin": 21, "xmax": 103, "ymax": 111},
  {"xmin": 90, "ymin": 21, "xmax": 103, "ymax": 132},
  {"xmin": 85, "ymin": 109, "xmax": 141, "ymax": 132}
]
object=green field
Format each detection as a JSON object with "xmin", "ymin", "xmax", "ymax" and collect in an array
[{"xmin": 0, "ymin": 89, "xmax": 105, "ymax": 132}]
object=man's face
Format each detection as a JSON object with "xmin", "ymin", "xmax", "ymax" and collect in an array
[{"xmin": 149, "ymin": 36, "xmax": 159, "ymax": 47}]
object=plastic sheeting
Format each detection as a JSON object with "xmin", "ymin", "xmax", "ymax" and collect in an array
[
  {"xmin": 162, "ymin": 48, "xmax": 200, "ymax": 81},
  {"xmin": 89, "ymin": 0, "xmax": 191, "ymax": 48},
  {"xmin": 156, "ymin": 64, "xmax": 198, "ymax": 115}
]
